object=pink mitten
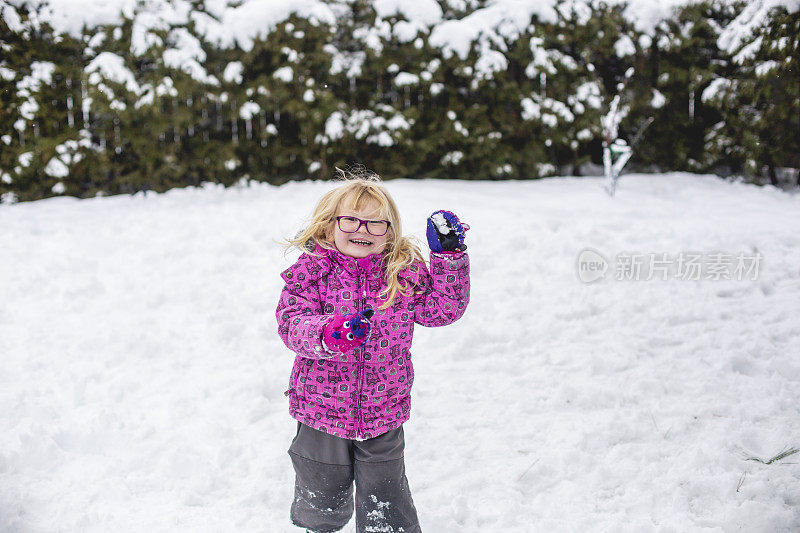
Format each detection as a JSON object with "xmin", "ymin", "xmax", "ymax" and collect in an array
[{"xmin": 323, "ymin": 310, "xmax": 374, "ymax": 353}]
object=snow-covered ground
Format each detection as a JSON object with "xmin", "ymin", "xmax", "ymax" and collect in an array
[{"xmin": 1, "ymin": 174, "xmax": 799, "ymax": 532}]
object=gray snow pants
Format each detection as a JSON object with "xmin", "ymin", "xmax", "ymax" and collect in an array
[{"xmin": 288, "ymin": 422, "xmax": 421, "ymax": 533}]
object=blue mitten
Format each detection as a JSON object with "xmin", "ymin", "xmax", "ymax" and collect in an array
[{"xmin": 426, "ymin": 210, "xmax": 469, "ymax": 252}]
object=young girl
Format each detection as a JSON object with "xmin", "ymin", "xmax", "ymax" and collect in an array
[{"xmin": 276, "ymin": 172, "xmax": 470, "ymax": 533}]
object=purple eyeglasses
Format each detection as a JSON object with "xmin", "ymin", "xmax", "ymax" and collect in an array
[{"xmin": 333, "ymin": 216, "xmax": 391, "ymax": 236}]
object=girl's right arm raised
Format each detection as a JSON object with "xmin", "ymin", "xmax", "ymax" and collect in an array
[{"xmin": 275, "ymin": 262, "xmax": 334, "ymax": 360}]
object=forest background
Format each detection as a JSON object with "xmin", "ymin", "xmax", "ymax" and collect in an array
[{"xmin": 1, "ymin": 0, "xmax": 798, "ymax": 202}]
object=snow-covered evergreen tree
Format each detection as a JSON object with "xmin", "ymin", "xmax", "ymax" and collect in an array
[{"xmin": 1, "ymin": 0, "xmax": 798, "ymax": 201}]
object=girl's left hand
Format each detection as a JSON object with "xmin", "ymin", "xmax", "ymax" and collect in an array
[
  {"xmin": 427, "ymin": 210, "xmax": 469, "ymax": 252},
  {"xmin": 323, "ymin": 309, "xmax": 375, "ymax": 354}
]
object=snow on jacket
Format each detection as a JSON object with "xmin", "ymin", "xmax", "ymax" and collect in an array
[{"xmin": 276, "ymin": 244, "xmax": 470, "ymax": 439}]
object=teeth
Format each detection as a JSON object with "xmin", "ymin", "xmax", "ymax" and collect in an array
[{"xmin": 351, "ymin": 240, "xmax": 372, "ymax": 245}]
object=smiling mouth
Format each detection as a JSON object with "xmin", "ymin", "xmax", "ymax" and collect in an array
[{"xmin": 350, "ymin": 239, "xmax": 373, "ymax": 246}]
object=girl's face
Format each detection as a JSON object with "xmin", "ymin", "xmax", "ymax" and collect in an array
[{"xmin": 332, "ymin": 199, "xmax": 390, "ymax": 258}]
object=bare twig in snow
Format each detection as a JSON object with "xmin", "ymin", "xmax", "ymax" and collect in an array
[
  {"xmin": 518, "ymin": 458, "xmax": 541, "ymax": 482},
  {"xmin": 746, "ymin": 447, "xmax": 800, "ymax": 465}
]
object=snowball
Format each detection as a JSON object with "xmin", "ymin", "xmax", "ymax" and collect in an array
[{"xmin": 431, "ymin": 212, "xmax": 451, "ymax": 234}]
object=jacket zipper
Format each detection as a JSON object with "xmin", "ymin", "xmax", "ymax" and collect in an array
[{"xmin": 356, "ymin": 345, "xmax": 363, "ymax": 438}]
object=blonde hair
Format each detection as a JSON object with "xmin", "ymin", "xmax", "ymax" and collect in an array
[{"xmin": 286, "ymin": 168, "xmax": 425, "ymax": 309}]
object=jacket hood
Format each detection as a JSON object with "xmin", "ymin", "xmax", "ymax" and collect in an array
[
  {"xmin": 316, "ymin": 244, "xmax": 385, "ymax": 275},
  {"xmin": 281, "ymin": 243, "xmax": 424, "ymax": 291}
]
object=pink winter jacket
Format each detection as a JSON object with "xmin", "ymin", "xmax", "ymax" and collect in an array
[{"xmin": 276, "ymin": 244, "xmax": 470, "ymax": 439}]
